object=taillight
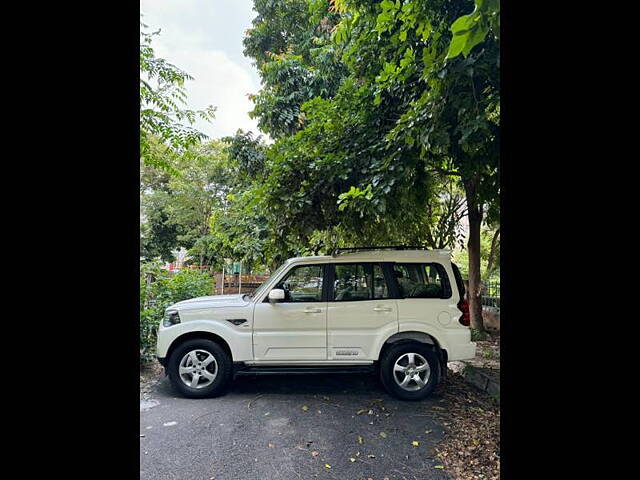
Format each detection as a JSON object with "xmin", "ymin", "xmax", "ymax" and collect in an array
[{"xmin": 457, "ymin": 299, "xmax": 470, "ymax": 326}]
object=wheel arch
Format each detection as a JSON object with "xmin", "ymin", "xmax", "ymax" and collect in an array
[
  {"xmin": 165, "ymin": 331, "xmax": 233, "ymax": 364},
  {"xmin": 377, "ymin": 331, "xmax": 449, "ymax": 379},
  {"xmin": 379, "ymin": 331, "xmax": 440, "ymax": 354}
]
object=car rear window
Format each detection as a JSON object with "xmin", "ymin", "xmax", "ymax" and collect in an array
[{"xmin": 392, "ymin": 263, "xmax": 452, "ymax": 299}]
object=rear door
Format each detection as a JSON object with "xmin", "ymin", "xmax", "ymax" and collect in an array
[
  {"xmin": 393, "ymin": 262, "xmax": 458, "ymax": 331},
  {"xmin": 326, "ymin": 262, "xmax": 398, "ymax": 361}
]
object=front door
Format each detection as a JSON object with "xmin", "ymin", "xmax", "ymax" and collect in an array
[
  {"xmin": 252, "ymin": 264, "xmax": 327, "ymax": 361},
  {"xmin": 327, "ymin": 262, "xmax": 398, "ymax": 361}
]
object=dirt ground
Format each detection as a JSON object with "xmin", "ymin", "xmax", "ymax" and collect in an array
[{"xmin": 469, "ymin": 335, "xmax": 500, "ymax": 370}]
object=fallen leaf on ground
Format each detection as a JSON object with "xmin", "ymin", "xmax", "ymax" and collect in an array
[
  {"xmin": 367, "ymin": 454, "xmax": 375, "ymax": 458},
  {"xmin": 268, "ymin": 443, "xmax": 275, "ymax": 448},
  {"xmin": 324, "ymin": 463, "xmax": 331, "ymax": 469},
  {"xmin": 357, "ymin": 435, "xmax": 364, "ymax": 444},
  {"xmin": 349, "ymin": 457, "xmax": 356, "ymax": 462},
  {"xmin": 379, "ymin": 432, "xmax": 387, "ymax": 438},
  {"xmin": 356, "ymin": 409, "xmax": 368, "ymax": 415},
  {"xmin": 311, "ymin": 451, "xmax": 319, "ymax": 457},
  {"xmin": 302, "ymin": 405, "xmax": 309, "ymax": 411},
  {"xmin": 432, "ymin": 370, "xmax": 500, "ymax": 480},
  {"xmin": 412, "ymin": 441, "xmax": 420, "ymax": 446},
  {"xmin": 434, "ymin": 465, "xmax": 445, "ymax": 469}
]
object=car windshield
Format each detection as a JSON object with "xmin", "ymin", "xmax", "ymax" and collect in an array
[{"xmin": 248, "ymin": 262, "xmax": 288, "ymax": 300}]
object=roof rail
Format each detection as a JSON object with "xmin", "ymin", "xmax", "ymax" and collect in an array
[{"xmin": 331, "ymin": 246, "xmax": 431, "ymax": 257}]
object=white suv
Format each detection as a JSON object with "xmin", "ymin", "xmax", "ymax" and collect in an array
[{"xmin": 156, "ymin": 248, "xmax": 475, "ymax": 400}]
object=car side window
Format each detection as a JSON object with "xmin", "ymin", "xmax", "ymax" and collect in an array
[
  {"xmin": 277, "ymin": 265, "xmax": 324, "ymax": 302},
  {"xmin": 393, "ymin": 263, "xmax": 450, "ymax": 299},
  {"xmin": 333, "ymin": 263, "xmax": 389, "ymax": 301},
  {"xmin": 373, "ymin": 264, "xmax": 389, "ymax": 299}
]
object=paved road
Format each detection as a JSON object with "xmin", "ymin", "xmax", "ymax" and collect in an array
[{"xmin": 140, "ymin": 372, "xmax": 450, "ymax": 480}]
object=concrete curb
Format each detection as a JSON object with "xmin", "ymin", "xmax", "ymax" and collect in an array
[{"xmin": 448, "ymin": 361, "xmax": 500, "ymax": 403}]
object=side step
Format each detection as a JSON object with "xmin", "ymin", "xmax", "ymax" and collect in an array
[{"xmin": 234, "ymin": 365, "xmax": 376, "ymax": 376}]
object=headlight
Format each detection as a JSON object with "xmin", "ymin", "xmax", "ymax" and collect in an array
[{"xmin": 163, "ymin": 309, "xmax": 181, "ymax": 327}]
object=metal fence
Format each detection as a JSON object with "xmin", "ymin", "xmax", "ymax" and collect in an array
[
  {"xmin": 481, "ymin": 279, "xmax": 500, "ymax": 308},
  {"xmin": 213, "ymin": 273, "xmax": 270, "ymax": 295}
]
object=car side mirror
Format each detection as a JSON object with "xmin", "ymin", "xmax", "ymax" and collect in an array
[{"xmin": 268, "ymin": 288, "xmax": 285, "ymax": 303}]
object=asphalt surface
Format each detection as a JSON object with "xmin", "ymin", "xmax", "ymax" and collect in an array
[{"xmin": 140, "ymin": 372, "xmax": 451, "ymax": 480}]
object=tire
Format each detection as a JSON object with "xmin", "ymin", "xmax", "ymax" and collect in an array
[
  {"xmin": 167, "ymin": 339, "xmax": 233, "ymax": 398},
  {"xmin": 379, "ymin": 342, "xmax": 440, "ymax": 401}
]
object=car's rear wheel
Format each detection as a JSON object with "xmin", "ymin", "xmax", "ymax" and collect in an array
[
  {"xmin": 167, "ymin": 339, "xmax": 233, "ymax": 398},
  {"xmin": 379, "ymin": 342, "xmax": 440, "ymax": 400}
]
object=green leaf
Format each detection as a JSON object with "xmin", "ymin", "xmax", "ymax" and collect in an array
[
  {"xmin": 450, "ymin": 14, "xmax": 473, "ymax": 33},
  {"xmin": 446, "ymin": 33, "xmax": 467, "ymax": 59}
]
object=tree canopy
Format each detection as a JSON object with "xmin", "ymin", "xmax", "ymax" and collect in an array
[
  {"xmin": 140, "ymin": 0, "xmax": 500, "ymax": 329},
  {"xmin": 240, "ymin": 0, "xmax": 500, "ymax": 327},
  {"xmin": 140, "ymin": 20, "xmax": 216, "ymax": 171}
]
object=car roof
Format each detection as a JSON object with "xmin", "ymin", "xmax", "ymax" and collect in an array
[{"xmin": 286, "ymin": 249, "xmax": 452, "ymax": 265}]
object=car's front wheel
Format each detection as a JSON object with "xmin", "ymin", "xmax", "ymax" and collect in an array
[
  {"xmin": 379, "ymin": 342, "xmax": 440, "ymax": 400},
  {"xmin": 167, "ymin": 339, "xmax": 233, "ymax": 398}
]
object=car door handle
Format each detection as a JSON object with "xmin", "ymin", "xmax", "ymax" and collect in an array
[
  {"xmin": 304, "ymin": 308, "xmax": 322, "ymax": 313},
  {"xmin": 373, "ymin": 306, "xmax": 393, "ymax": 312}
]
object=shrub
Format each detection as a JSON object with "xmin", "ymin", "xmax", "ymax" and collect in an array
[
  {"xmin": 470, "ymin": 328, "xmax": 489, "ymax": 342},
  {"xmin": 140, "ymin": 262, "xmax": 213, "ymax": 364}
]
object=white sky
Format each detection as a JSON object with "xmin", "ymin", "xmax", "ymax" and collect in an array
[{"xmin": 140, "ymin": 0, "xmax": 264, "ymax": 139}]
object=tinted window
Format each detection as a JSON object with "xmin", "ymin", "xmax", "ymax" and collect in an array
[
  {"xmin": 393, "ymin": 263, "xmax": 450, "ymax": 299},
  {"xmin": 451, "ymin": 262, "xmax": 465, "ymax": 298},
  {"xmin": 333, "ymin": 263, "xmax": 389, "ymax": 301},
  {"xmin": 278, "ymin": 265, "xmax": 324, "ymax": 302},
  {"xmin": 372, "ymin": 264, "xmax": 389, "ymax": 299}
]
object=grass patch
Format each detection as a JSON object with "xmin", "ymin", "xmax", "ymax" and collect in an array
[{"xmin": 470, "ymin": 328, "xmax": 489, "ymax": 341}]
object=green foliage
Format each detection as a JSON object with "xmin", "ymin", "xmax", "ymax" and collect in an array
[
  {"xmin": 224, "ymin": 129, "xmax": 267, "ymax": 185},
  {"xmin": 208, "ymin": 189, "xmax": 274, "ymax": 271},
  {"xmin": 253, "ymin": 77, "xmax": 435, "ymax": 252},
  {"xmin": 139, "ymin": 0, "xmax": 500, "ymax": 321},
  {"xmin": 470, "ymin": 328, "xmax": 489, "ymax": 342},
  {"xmin": 140, "ymin": 20, "xmax": 216, "ymax": 170},
  {"xmin": 447, "ymin": 0, "xmax": 500, "ymax": 59},
  {"xmin": 167, "ymin": 141, "xmax": 232, "ymax": 247},
  {"xmin": 452, "ymin": 224, "xmax": 500, "ymax": 278},
  {"xmin": 139, "ymin": 262, "xmax": 213, "ymax": 362},
  {"xmin": 140, "ymin": 139, "xmax": 236, "ymax": 267},
  {"xmin": 243, "ymin": 0, "xmax": 314, "ymax": 68},
  {"xmin": 244, "ymin": 0, "xmax": 347, "ymax": 139},
  {"xmin": 240, "ymin": 0, "xmax": 498, "ymax": 261},
  {"xmin": 140, "ymin": 191, "xmax": 181, "ymax": 262},
  {"xmin": 140, "ymin": 141, "xmax": 182, "ymax": 262}
]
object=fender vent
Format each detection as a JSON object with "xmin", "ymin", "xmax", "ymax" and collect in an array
[{"xmin": 226, "ymin": 318, "xmax": 247, "ymax": 326}]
